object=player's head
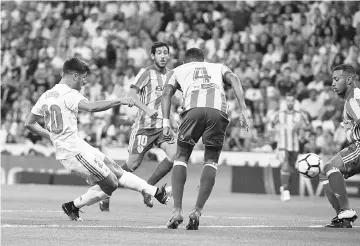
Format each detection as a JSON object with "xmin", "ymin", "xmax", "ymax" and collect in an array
[
  {"xmin": 332, "ymin": 64, "xmax": 356, "ymax": 97},
  {"xmin": 285, "ymin": 90, "xmax": 296, "ymax": 110},
  {"xmin": 184, "ymin": 48, "xmax": 205, "ymax": 63},
  {"xmin": 62, "ymin": 58, "xmax": 89, "ymax": 91},
  {"xmin": 151, "ymin": 42, "xmax": 170, "ymax": 69}
]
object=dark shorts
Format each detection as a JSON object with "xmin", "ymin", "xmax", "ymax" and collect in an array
[
  {"xmin": 178, "ymin": 107, "xmax": 229, "ymax": 147},
  {"xmin": 128, "ymin": 128, "xmax": 167, "ymax": 155}
]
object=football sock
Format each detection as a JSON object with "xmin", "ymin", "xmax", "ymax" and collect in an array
[
  {"xmin": 147, "ymin": 157, "xmax": 173, "ymax": 185},
  {"xmin": 280, "ymin": 171, "xmax": 291, "ymax": 191},
  {"xmin": 195, "ymin": 163, "xmax": 217, "ymax": 210},
  {"xmin": 172, "ymin": 161, "xmax": 187, "ymax": 209},
  {"xmin": 323, "ymin": 182, "xmax": 341, "ymax": 214},
  {"xmin": 73, "ymin": 185, "xmax": 110, "ymax": 209},
  {"xmin": 118, "ymin": 171, "xmax": 158, "ymax": 196},
  {"xmin": 327, "ymin": 171, "xmax": 350, "ymax": 210},
  {"xmin": 121, "ymin": 162, "xmax": 134, "ymax": 172}
]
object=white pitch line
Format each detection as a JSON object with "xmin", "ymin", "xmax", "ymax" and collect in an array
[
  {"xmin": 1, "ymin": 210, "xmax": 62, "ymax": 213},
  {"xmin": 1, "ymin": 224, "xmax": 359, "ymax": 229},
  {"xmin": 0, "ymin": 210, "xmax": 328, "ymax": 222}
]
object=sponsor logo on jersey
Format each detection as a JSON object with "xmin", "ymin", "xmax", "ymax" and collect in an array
[{"xmin": 137, "ymin": 146, "xmax": 144, "ymax": 153}]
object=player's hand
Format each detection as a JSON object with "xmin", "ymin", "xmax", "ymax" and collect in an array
[
  {"xmin": 119, "ymin": 98, "xmax": 135, "ymax": 107},
  {"xmin": 163, "ymin": 126, "xmax": 171, "ymax": 140},
  {"xmin": 145, "ymin": 108, "xmax": 158, "ymax": 118},
  {"xmin": 240, "ymin": 109, "xmax": 250, "ymax": 132},
  {"xmin": 163, "ymin": 127, "xmax": 175, "ymax": 143}
]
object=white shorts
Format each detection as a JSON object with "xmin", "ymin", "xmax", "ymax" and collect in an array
[{"xmin": 60, "ymin": 144, "xmax": 110, "ymax": 185}]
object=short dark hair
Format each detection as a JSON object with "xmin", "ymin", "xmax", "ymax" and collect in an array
[
  {"xmin": 184, "ymin": 48, "xmax": 205, "ymax": 62},
  {"xmin": 151, "ymin": 42, "xmax": 169, "ymax": 55},
  {"xmin": 333, "ymin": 64, "xmax": 355, "ymax": 76},
  {"xmin": 285, "ymin": 88, "xmax": 296, "ymax": 97},
  {"xmin": 63, "ymin": 58, "xmax": 89, "ymax": 75}
]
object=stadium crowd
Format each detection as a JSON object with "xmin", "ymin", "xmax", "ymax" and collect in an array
[{"xmin": 1, "ymin": 1, "xmax": 360, "ymax": 156}]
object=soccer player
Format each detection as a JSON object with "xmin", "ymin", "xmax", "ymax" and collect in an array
[
  {"xmin": 24, "ymin": 58, "xmax": 170, "ymax": 221},
  {"xmin": 99, "ymin": 42, "xmax": 176, "ymax": 211},
  {"xmin": 162, "ymin": 48, "xmax": 250, "ymax": 230},
  {"xmin": 270, "ymin": 90, "xmax": 310, "ymax": 201},
  {"xmin": 319, "ymin": 64, "xmax": 358, "ymax": 228}
]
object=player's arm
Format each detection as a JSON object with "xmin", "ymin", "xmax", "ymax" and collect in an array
[
  {"xmin": 24, "ymin": 113, "xmax": 51, "ymax": 140},
  {"xmin": 224, "ymin": 72, "xmax": 247, "ymax": 110},
  {"xmin": 224, "ymin": 71, "xmax": 250, "ymax": 130},
  {"xmin": 78, "ymin": 98, "xmax": 134, "ymax": 112},
  {"xmin": 128, "ymin": 87, "xmax": 157, "ymax": 117},
  {"xmin": 344, "ymin": 99, "xmax": 360, "ymax": 142},
  {"xmin": 162, "ymin": 84, "xmax": 177, "ymax": 123},
  {"xmin": 128, "ymin": 68, "xmax": 157, "ymax": 117},
  {"xmin": 162, "ymin": 71, "xmax": 181, "ymax": 127}
]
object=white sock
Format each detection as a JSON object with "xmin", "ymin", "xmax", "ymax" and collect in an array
[
  {"xmin": 118, "ymin": 172, "xmax": 158, "ymax": 196},
  {"xmin": 73, "ymin": 185, "xmax": 110, "ymax": 209}
]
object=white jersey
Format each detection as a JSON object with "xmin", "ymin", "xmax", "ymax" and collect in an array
[
  {"xmin": 31, "ymin": 84, "xmax": 89, "ymax": 160},
  {"xmin": 168, "ymin": 62, "xmax": 231, "ymax": 114}
]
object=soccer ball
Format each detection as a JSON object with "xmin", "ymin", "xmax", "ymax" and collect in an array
[{"xmin": 296, "ymin": 153, "xmax": 322, "ymax": 178}]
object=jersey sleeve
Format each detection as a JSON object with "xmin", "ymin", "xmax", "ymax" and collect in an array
[
  {"xmin": 345, "ymin": 99, "xmax": 360, "ymax": 125},
  {"xmin": 221, "ymin": 64, "xmax": 233, "ymax": 86},
  {"xmin": 64, "ymin": 90, "xmax": 89, "ymax": 112},
  {"xmin": 130, "ymin": 68, "xmax": 150, "ymax": 92},
  {"xmin": 31, "ymin": 95, "xmax": 44, "ymax": 116}
]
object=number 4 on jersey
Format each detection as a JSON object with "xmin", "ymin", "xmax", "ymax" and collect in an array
[{"xmin": 193, "ymin": 67, "xmax": 211, "ymax": 83}]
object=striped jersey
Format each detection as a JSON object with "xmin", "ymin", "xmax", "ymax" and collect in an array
[
  {"xmin": 343, "ymin": 88, "xmax": 360, "ymax": 143},
  {"xmin": 271, "ymin": 109, "xmax": 309, "ymax": 152},
  {"xmin": 167, "ymin": 62, "xmax": 230, "ymax": 114},
  {"xmin": 130, "ymin": 65, "xmax": 173, "ymax": 129}
]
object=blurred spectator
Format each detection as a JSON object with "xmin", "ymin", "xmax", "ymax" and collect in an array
[{"xmin": 1, "ymin": 0, "xmax": 359, "ymax": 152}]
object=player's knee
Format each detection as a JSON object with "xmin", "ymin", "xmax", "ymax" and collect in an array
[
  {"xmin": 100, "ymin": 173, "xmax": 118, "ymax": 195},
  {"xmin": 161, "ymin": 141, "xmax": 177, "ymax": 162},
  {"xmin": 204, "ymin": 145, "xmax": 222, "ymax": 164},
  {"xmin": 125, "ymin": 157, "xmax": 142, "ymax": 172},
  {"xmin": 167, "ymin": 145, "xmax": 177, "ymax": 162},
  {"xmin": 104, "ymin": 157, "xmax": 124, "ymax": 178},
  {"xmin": 175, "ymin": 140, "xmax": 194, "ymax": 163},
  {"xmin": 323, "ymin": 157, "xmax": 342, "ymax": 177}
]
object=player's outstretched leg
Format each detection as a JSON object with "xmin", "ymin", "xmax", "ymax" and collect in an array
[
  {"xmin": 63, "ymin": 172, "xmax": 118, "ymax": 221},
  {"xmin": 166, "ymin": 160, "xmax": 187, "ymax": 229},
  {"xmin": 323, "ymin": 155, "xmax": 357, "ymax": 227},
  {"xmin": 116, "ymin": 170, "xmax": 171, "ymax": 204},
  {"xmin": 145, "ymin": 157, "xmax": 174, "ymax": 207}
]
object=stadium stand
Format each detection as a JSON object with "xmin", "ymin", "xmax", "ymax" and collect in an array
[{"xmin": 1, "ymin": 0, "xmax": 360, "ymax": 156}]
